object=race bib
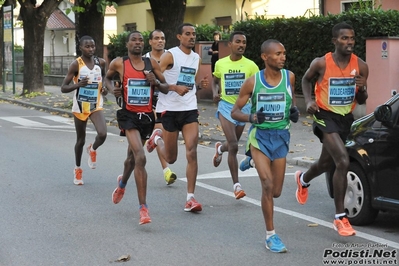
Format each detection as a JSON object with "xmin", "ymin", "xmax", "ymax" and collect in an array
[
  {"xmin": 126, "ymin": 78, "xmax": 151, "ymax": 106},
  {"xmin": 224, "ymin": 73, "xmax": 245, "ymax": 95},
  {"xmin": 328, "ymin": 78, "xmax": 356, "ymax": 106},
  {"xmin": 176, "ymin": 67, "xmax": 196, "ymax": 90},
  {"xmin": 256, "ymin": 92, "xmax": 286, "ymax": 122},
  {"xmin": 77, "ymin": 83, "xmax": 99, "ymax": 103}
]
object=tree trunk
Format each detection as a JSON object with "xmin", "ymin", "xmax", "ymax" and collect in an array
[
  {"xmin": 18, "ymin": 0, "xmax": 61, "ymax": 95},
  {"xmin": 148, "ymin": 0, "xmax": 187, "ymax": 49},
  {"xmin": 74, "ymin": 0, "xmax": 104, "ymax": 58}
]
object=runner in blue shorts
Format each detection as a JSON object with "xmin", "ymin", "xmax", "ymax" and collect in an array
[{"xmin": 232, "ymin": 39, "xmax": 299, "ymax": 253}]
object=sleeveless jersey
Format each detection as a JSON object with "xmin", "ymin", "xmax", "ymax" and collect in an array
[
  {"xmin": 72, "ymin": 56, "xmax": 103, "ymax": 121},
  {"xmin": 251, "ymin": 69, "xmax": 292, "ymax": 130},
  {"xmin": 156, "ymin": 46, "xmax": 200, "ymax": 112},
  {"xmin": 213, "ymin": 55, "xmax": 259, "ymax": 104},
  {"xmin": 315, "ymin": 52, "xmax": 359, "ymax": 115},
  {"xmin": 121, "ymin": 56, "xmax": 153, "ymax": 113}
]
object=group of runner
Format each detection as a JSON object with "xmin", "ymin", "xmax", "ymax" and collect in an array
[{"xmin": 61, "ymin": 21, "xmax": 368, "ymax": 253}]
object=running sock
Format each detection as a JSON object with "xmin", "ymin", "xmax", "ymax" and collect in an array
[
  {"xmin": 233, "ymin": 183, "xmax": 242, "ymax": 191},
  {"xmin": 139, "ymin": 204, "xmax": 148, "ymax": 209},
  {"xmin": 163, "ymin": 167, "xmax": 170, "ymax": 174},
  {"xmin": 266, "ymin": 230, "xmax": 276, "ymax": 240},
  {"xmin": 335, "ymin": 213, "xmax": 347, "ymax": 220},
  {"xmin": 187, "ymin": 193, "xmax": 194, "ymax": 201},
  {"xmin": 119, "ymin": 179, "xmax": 127, "ymax": 189},
  {"xmin": 154, "ymin": 135, "xmax": 161, "ymax": 145},
  {"xmin": 75, "ymin": 166, "xmax": 81, "ymax": 169},
  {"xmin": 90, "ymin": 145, "xmax": 95, "ymax": 152},
  {"xmin": 300, "ymin": 172, "xmax": 310, "ymax": 187},
  {"xmin": 249, "ymin": 159, "xmax": 255, "ymax": 167},
  {"xmin": 217, "ymin": 145, "xmax": 223, "ymax": 155}
]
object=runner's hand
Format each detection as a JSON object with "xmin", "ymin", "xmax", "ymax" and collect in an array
[
  {"xmin": 249, "ymin": 107, "xmax": 265, "ymax": 124},
  {"xmin": 289, "ymin": 106, "xmax": 299, "ymax": 123}
]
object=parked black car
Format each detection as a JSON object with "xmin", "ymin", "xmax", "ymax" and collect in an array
[{"xmin": 326, "ymin": 94, "xmax": 399, "ymax": 225}]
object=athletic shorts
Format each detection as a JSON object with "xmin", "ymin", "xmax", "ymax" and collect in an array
[
  {"xmin": 116, "ymin": 108, "xmax": 155, "ymax": 140},
  {"xmin": 160, "ymin": 109, "xmax": 199, "ymax": 132},
  {"xmin": 155, "ymin": 112, "xmax": 162, "ymax": 124},
  {"xmin": 215, "ymin": 100, "xmax": 250, "ymax": 127},
  {"xmin": 312, "ymin": 109, "xmax": 354, "ymax": 143},
  {"xmin": 245, "ymin": 126, "xmax": 290, "ymax": 161}
]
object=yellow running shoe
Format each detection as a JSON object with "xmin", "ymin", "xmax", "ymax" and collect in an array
[{"xmin": 164, "ymin": 168, "xmax": 177, "ymax": 185}]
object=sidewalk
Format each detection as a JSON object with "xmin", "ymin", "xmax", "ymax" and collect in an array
[{"xmin": 0, "ymin": 82, "xmax": 320, "ymax": 167}]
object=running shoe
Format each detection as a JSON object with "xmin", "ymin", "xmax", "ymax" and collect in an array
[
  {"xmin": 184, "ymin": 197, "xmax": 202, "ymax": 212},
  {"xmin": 265, "ymin": 234, "xmax": 287, "ymax": 253},
  {"xmin": 239, "ymin": 156, "xmax": 253, "ymax": 171},
  {"xmin": 164, "ymin": 169, "xmax": 177, "ymax": 185},
  {"xmin": 87, "ymin": 143, "xmax": 97, "ymax": 169},
  {"xmin": 112, "ymin": 175, "xmax": 125, "ymax": 204},
  {"xmin": 212, "ymin": 142, "xmax": 223, "ymax": 167},
  {"xmin": 139, "ymin": 205, "xmax": 151, "ymax": 225},
  {"xmin": 295, "ymin": 171, "xmax": 309, "ymax": 205},
  {"xmin": 333, "ymin": 217, "xmax": 356, "ymax": 236},
  {"xmin": 73, "ymin": 167, "xmax": 84, "ymax": 185},
  {"xmin": 234, "ymin": 186, "xmax": 246, "ymax": 200},
  {"xmin": 146, "ymin": 129, "xmax": 163, "ymax": 153}
]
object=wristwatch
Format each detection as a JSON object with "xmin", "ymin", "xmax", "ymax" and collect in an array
[
  {"xmin": 155, "ymin": 79, "xmax": 161, "ymax": 86},
  {"xmin": 359, "ymin": 86, "xmax": 367, "ymax": 92}
]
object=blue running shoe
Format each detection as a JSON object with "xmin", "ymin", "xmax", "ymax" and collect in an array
[
  {"xmin": 265, "ymin": 234, "xmax": 287, "ymax": 253},
  {"xmin": 239, "ymin": 156, "xmax": 253, "ymax": 171}
]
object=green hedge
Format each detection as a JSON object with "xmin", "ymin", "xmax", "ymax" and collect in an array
[{"xmin": 233, "ymin": 9, "xmax": 399, "ymax": 93}]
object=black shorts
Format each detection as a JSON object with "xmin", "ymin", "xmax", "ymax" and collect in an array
[
  {"xmin": 117, "ymin": 109, "xmax": 155, "ymax": 140},
  {"xmin": 155, "ymin": 112, "xmax": 162, "ymax": 124},
  {"xmin": 161, "ymin": 110, "xmax": 199, "ymax": 132},
  {"xmin": 312, "ymin": 109, "xmax": 354, "ymax": 143}
]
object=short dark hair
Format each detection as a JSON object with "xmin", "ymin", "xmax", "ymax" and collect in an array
[
  {"xmin": 213, "ymin": 31, "xmax": 221, "ymax": 38},
  {"xmin": 79, "ymin": 35, "xmax": 94, "ymax": 45},
  {"xmin": 261, "ymin": 39, "xmax": 281, "ymax": 53},
  {"xmin": 177, "ymin": 23, "xmax": 195, "ymax": 34},
  {"xmin": 149, "ymin": 29, "xmax": 164, "ymax": 40},
  {"xmin": 229, "ymin": 31, "xmax": 245, "ymax": 42},
  {"xmin": 126, "ymin": 30, "xmax": 142, "ymax": 42},
  {"xmin": 332, "ymin": 22, "xmax": 354, "ymax": 38}
]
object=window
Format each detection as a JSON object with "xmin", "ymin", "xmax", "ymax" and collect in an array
[
  {"xmin": 215, "ymin": 16, "xmax": 232, "ymax": 33},
  {"xmin": 341, "ymin": 0, "xmax": 374, "ymax": 12},
  {"xmin": 124, "ymin": 23, "xmax": 137, "ymax": 32}
]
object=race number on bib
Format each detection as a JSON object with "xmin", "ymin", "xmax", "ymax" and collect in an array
[
  {"xmin": 328, "ymin": 78, "xmax": 356, "ymax": 106},
  {"xmin": 256, "ymin": 92, "xmax": 286, "ymax": 122},
  {"xmin": 224, "ymin": 73, "xmax": 245, "ymax": 95},
  {"xmin": 77, "ymin": 83, "xmax": 99, "ymax": 103},
  {"xmin": 176, "ymin": 67, "xmax": 196, "ymax": 90},
  {"xmin": 127, "ymin": 78, "xmax": 151, "ymax": 106}
]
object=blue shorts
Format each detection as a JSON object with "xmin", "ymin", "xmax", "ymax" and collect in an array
[
  {"xmin": 245, "ymin": 126, "xmax": 290, "ymax": 161},
  {"xmin": 215, "ymin": 100, "xmax": 250, "ymax": 126}
]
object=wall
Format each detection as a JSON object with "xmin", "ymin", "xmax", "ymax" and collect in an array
[{"xmin": 324, "ymin": 0, "xmax": 398, "ymax": 14}]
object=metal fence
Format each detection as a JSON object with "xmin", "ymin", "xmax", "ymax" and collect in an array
[{"xmin": 13, "ymin": 54, "xmax": 76, "ymax": 76}]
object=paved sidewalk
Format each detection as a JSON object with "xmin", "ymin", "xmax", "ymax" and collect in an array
[{"xmin": 0, "ymin": 82, "xmax": 320, "ymax": 167}]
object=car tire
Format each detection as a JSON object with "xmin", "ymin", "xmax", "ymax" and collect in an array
[{"xmin": 345, "ymin": 162, "xmax": 379, "ymax": 225}]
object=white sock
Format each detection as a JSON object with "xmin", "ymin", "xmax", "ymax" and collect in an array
[
  {"xmin": 163, "ymin": 167, "xmax": 170, "ymax": 174},
  {"xmin": 335, "ymin": 213, "xmax": 346, "ymax": 219},
  {"xmin": 217, "ymin": 145, "xmax": 223, "ymax": 155},
  {"xmin": 266, "ymin": 230, "xmax": 276, "ymax": 240},
  {"xmin": 187, "ymin": 193, "xmax": 194, "ymax": 201},
  {"xmin": 249, "ymin": 159, "xmax": 255, "ymax": 167},
  {"xmin": 154, "ymin": 135, "xmax": 161, "ymax": 145},
  {"xmin": 90, "ymin": 145, "xmax": 95, "ymax": 152},
  {"xmin": 233, "ymin": 183, "xmax": 242, "ymax": 191},
  {"xmin": 75, "ymin": 166, "xmax": 81, "ymax": 169},
  {"xmin": 300, "ymin": 172, "xmax": 309, "ymax": 187}
]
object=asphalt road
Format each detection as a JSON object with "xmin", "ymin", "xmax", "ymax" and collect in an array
[{"xmin": 1, "ymin": 102, "xmax": 398, "ymax": 266}]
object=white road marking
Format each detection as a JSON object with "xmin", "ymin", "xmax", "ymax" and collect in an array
[
  {"xmin": 0, "ymin": 117, "xmax": 48, "ymax": 127},
  {"xmin": 179, "ymin": 175, "xmax": 399, "ymax": 250}
]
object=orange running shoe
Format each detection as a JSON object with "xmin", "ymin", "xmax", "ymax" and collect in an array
[
  {"xmin": 146, "ymin": 129, "xmax": 162, "ymax": 153},
  {"xmin": 184, "ymin": 197, "xmax": 202, "ymax": 212},
  {"xmin": 74, "ymin": 167, "xmax": 84, "ymax": 185},
  {"xmin": 139, "ymin": 205, "xmax": 152, "ymax": 225},
  {"xmin": 295, "ymin": 171, "xmax": 309, "ymax": 205},
  {"xmin": 333, "ymin": 217, "xmax": 356, "ymax": 236},
  {"xmin": 87, "ymin": 144, "xmax": 97, "ymax": 169},
  {"xmin": 112, "ymin": 175, "xmax": 125, "ymax": 204},
  {"xmin": 212, "ymin": 142, "xmax": 223, "ymax": 167},
  {"xmin": 234, "ymin": 186, "xmax": 246, "ymax": 200}
]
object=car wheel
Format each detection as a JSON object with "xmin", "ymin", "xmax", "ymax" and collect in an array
[{"xmin": 345, "ymin": 162, "xmax": 379, "ymax": 225}]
